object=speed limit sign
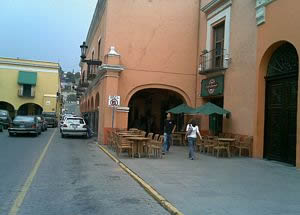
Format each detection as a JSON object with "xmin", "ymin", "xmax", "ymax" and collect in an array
[{"xmin": 108, "ymin": 96, "xmax": 120, "ymax": 107}]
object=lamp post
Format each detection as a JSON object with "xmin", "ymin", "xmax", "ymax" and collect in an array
[{"xmin": 80, "ymin": 41, "xmax": 102, "ymax": 82}]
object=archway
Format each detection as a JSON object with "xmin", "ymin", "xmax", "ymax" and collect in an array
[
  {"xmin": 91, "ymin": 97, "xmax": 94, "ymax": 111},
  {"xmin": 18, "ymin": 103, "xmax": 43, "ymax": 115},
  {"xmin": 127, "ymin": 88, "xmax": 186, "ymax": 134},
  {"xmin": 0, "ymin": 101, "xmax": 15, "ymax": 118},
  {"xmin": 264, "ymin": 42, "xmax": 298, "ymax": 165}
]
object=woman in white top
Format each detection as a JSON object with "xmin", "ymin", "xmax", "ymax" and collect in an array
[{"xmin": 185, "ymin": 119, "xmax": 202, "ymax": 160}]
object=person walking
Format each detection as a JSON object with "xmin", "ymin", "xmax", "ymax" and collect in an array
[
  {"xmin": 162, "ymin": 113, "xmax": 176, "ymax": 155},
  {"xmin": 185, "ymin": 119, "xmax": 202, "ymax": 160}
]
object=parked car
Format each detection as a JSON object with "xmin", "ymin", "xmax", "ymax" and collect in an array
[
  {"xmin": 8, "ymin": 115, "xmax": 41, "ymax": 137},
  {"xmin": 42, "ymin": 112, "xmax": 57, "ymax": 128},
  {"xmin": 0, "ymin": 118, "xmax": 3, "ymax": 132},
  {"xmin": 36, "ymin": 116, "xmax": 47, "ymax": 131},
  {"xmin": 61, "ymin": 117, "xmax": 88, "ymax": 138},
  {"xmin": 0, "ymin": 109, "xmax": 12, "ymax": 129}
]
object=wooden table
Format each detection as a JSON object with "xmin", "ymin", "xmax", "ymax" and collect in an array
[
  {"xmin": 217, "ymin": 138, "xmax": 236, "ymax": 157},
  {"xmin": 125, "ymin": 137, "xmax": 151, "ymax": 158},
  {"xmin": 173, "ymin": 131, "xmax": 186, "ymax": 146}
]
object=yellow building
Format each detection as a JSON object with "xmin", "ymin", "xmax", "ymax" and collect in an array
[{"xmin": 0, "ymin": 57, "xmax": 61, "ymax": 117}]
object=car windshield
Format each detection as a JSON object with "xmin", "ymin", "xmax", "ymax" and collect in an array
[
  {"xmin": 0, "ymin": 112, "xmax": 7, "ymax": 116},
  {"xmin": 14, "ymin": 116, "xmax": 34, "ymax": 122},
  {"xmin": 66, "ymin": 118, "xmax": 84, "ymax": 124}
]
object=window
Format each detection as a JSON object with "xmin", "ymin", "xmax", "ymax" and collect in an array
[
  {"xmin": 23, "ymin": 84, "xmax": 31, "ymax": 97},
  {"xmin": 98, "ymin": 39, "xmax": 101, "ymax": 60},
  {"xmin": 213, "ymin": 22, "xmax": 225, "ymax": 68},
  {"xmin": 18, "ymin": 84, "xmax": 35, "ymax": 97}
]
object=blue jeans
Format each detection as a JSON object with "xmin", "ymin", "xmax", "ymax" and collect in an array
[
  {"xmin": 163, "ymin": 133, "xmax": 172, "ymax": 152},
  {"xmin": 188, "ymin": 137, "xmax": 196, "ymax": 159}
]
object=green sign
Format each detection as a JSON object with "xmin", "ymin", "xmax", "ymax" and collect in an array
[{"xmin": 201, "ymin": 75, "xmax": 224, "ymax": 97}]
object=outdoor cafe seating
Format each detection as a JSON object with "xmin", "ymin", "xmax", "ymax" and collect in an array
[{"xmin": 107, "ymin": 129, "xmax": 164, "ymax": 158}]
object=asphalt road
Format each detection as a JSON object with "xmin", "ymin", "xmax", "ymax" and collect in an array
[{"xmin": 0, "ymin": 129, "xmax": 167, "ymax": 215}]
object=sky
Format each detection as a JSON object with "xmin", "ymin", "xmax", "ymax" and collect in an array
[{"xmin": 0, "ymin": 0, "xmax": 98, "ymax": 73}]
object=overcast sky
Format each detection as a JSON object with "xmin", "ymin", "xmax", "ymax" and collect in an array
[{"xmin": 0, "ymin": 0, "xmax": 98, "ymax": 72}]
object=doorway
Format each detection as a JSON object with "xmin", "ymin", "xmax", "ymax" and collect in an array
[{"xmin": 264, "ymin": 43, "xmax": 298, "ymax": 165}]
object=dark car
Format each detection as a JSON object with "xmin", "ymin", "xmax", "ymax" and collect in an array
[
  {"xmin": 42, "ymin": 112, "xmax": 58, "ymax": 128},
  {"xmin": 0, "ymin": 109, "xmax": 12, "ymax": 129},
  {"xmin": 0, "ymin": 118, "xmax": 3, "ymax": 132},
  {"xmin": 36, "ymin": 116, "xmax": 47, "ymax": 132},
  {"xmin": 8, "ymin": 116, "xmax": 41, "ymax": 137}
]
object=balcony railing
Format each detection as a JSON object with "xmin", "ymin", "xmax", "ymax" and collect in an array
[{"xmin": 199, "ymin": 49, "xmax": 228, "ymax": 74}]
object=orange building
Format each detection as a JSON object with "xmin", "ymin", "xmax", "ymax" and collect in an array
[
  {"xmin": 80, "ymin": 0, "xmax": 300, "ymax": 168},
  {"xmin": 79, "ymin": 0, "xmax": 200, "ymax": 144}
]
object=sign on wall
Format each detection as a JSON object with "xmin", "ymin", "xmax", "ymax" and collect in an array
[
  {"xmin": 108, "ymin": 96, "xmax": 120, "ymax": 107},
  {"xmin": 201, "ymin": 75, "xmax": 224, "ymax": 97}
]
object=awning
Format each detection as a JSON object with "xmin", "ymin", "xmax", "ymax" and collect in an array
[
  {"xmin": 166, "ymin": 104, "xmax": 194, "ymax": 114},
  {"xmin": 191, "ymin": 102, "xmax": 230, "ymax": 116},
  {"xmin": 18, "ymin": 71, "xmax": 37, "ymax": 85}
]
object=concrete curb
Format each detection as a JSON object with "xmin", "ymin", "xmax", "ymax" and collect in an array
[{"xmin": 97, "ymin": 144, "xmax": 184, "ymax": 215}]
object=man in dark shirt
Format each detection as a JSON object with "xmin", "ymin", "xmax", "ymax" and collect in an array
[{"xmin": 162, "ymin": 113, "xmax": 176, "ymax": 154}]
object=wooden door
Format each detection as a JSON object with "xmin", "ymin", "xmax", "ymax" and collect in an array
[{"xmin": 264, "ymin": 76, "xmax": 297, "ymax": 165}]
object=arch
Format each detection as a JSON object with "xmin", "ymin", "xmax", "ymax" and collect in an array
[
  {"xmin": 17, "ymin": 103, "xmax": 43, "ymax": 115},
  {"xmin": 255, "ymin": 41, "xmax": 296, "ymax": 158},
  {"xmin": 255, "ymin": 41, "xmax": 298, "ymax": 166},
  {"xmin": 91, "ymin": 96, "xmax": 94, "ymax": 111},
  {"xmin": 127, "ymin": 87, "xmax": 188, "ymax": 133},
  {"xmin": 125, "ymin": 84, "xmax": 192, "ymax": 107},
  {"xmin": 0, "ymin": 101, "xmax": 15, "ymax": 118},
  {"xmin": 95, "ymin": 92, "xmax": 100, "ymax": 109},
  {"xmin": 264, "ymin": 42, "xmax": 298, "ymax": 165}
]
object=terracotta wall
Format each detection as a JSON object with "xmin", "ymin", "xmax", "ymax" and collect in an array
[
  {"xmin": 254, "ymin": 0, "xmax": 300, "ymax": 167},
  {"xmin": 106, "ymin": 0, "xmax": 200, "ymax": 107},
  {"xmin": 197, "ymin": 0, "xmax": 257, "ymax": 136}
]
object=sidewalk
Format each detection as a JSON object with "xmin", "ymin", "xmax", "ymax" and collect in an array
[{"xmin": 101, "ymin": 145, "xmax": 300, "ymax": 215}]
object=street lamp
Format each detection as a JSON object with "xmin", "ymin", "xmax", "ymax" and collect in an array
[{"xmin": 80, "ymin": 41, "xmax": 102, "ymax": 66}]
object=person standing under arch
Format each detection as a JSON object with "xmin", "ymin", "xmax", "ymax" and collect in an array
[{"xmin": 162, "ymin": 113, "xmax": 176, "ymax": 155}]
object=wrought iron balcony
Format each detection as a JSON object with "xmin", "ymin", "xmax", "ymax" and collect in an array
[{"xmin": 199, "ymin": 49, "xmax": 228, "ymax": 75}]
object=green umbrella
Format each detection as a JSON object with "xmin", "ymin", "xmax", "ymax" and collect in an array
[
  {"xmin": 191, "ymin": 102, "xmax": 230, "ymax": 116},
  {"xmin": 166, "ymin": 104, "xmax": 194, "ymax": 114}
]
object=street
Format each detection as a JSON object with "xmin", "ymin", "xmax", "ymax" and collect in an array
[{"xmin": 0, "ymin": 129, "xmax": 167, "ymax": 215}]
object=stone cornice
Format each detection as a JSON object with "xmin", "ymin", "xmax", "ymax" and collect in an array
[{"xmin": 201, "ymin": 0, "xmax": 222, "ymax": 13}]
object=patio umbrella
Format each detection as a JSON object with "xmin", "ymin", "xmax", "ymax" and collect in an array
[
  {"xmin": 191, "ymin": 102, "xmax": 230, "ymax": 116},
  {"xmin": 166, "ymin": 103, "xmax": 194, "ymax": 114}
]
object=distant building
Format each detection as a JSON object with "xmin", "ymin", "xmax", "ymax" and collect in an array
[{"xmin": 0, "ymin": 57, "xmax": 61, "ymax": 117}]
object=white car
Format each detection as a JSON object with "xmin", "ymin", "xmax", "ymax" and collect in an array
[{"xmin": 61, "ymin": 117, "xmax": 88, "ymax": 138}]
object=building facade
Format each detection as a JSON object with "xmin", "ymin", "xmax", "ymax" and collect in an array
[
  {"xmin": 0, "ymin": 57, "xmax": 61, "ymax": 117},
  {"xmin": 79, "ymin": 0, "xmax": 201, "ymax": 143},
  {"xmin": 80, "ymin": 0, "xmax": 300, "ymax": 168}
]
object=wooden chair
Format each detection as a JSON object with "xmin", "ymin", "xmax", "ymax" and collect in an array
[
  {"xmin": 213, "ymin": 138, "xmax": 231, "ymax": 158},
  {"xmin": 235, "ymin": 136, "xmax": 253, "ymax": 157},
  {"xmin": 203, "ymin": 136, "xmax": 217, "ymax": 154},
  {"xmin": 172, "ymin": 134, "xmax": 182, "ymax": 146},
  {"xmin": 140, "ymin": 130, "xmax": 146, "ymax": 137},
  {"xmin": 116, "ymin": 135, "xmax": 134, "ymax": 158},
  {"xmin": 153, "ymin": 134, "xmax": 159, "ymax": 141},
  {"xmin": 147, "ymin": 135, "xmax": 164, "ymax": 158},
  {"xmin": 196, "ymin": 136, "xmax": 206, "ymax": 152},
  {"xmin": 147, "ymin": 132, "xmax": 154, "ymax": 139}
]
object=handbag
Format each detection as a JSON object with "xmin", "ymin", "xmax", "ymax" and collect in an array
[{"xmin": 186, "ymin": 124, "xmax": 193, "ymax": 136}]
